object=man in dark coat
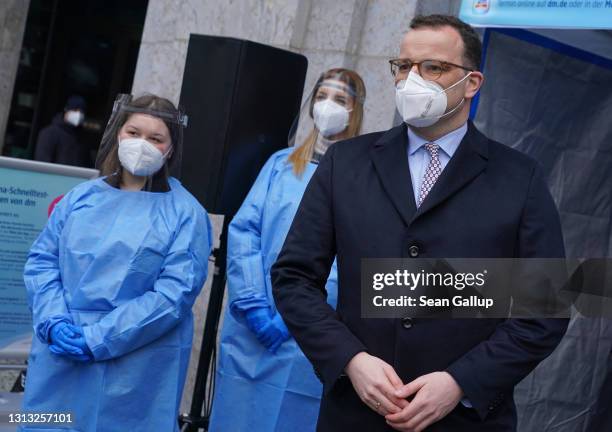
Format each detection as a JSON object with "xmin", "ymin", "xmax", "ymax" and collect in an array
[
  {"xmin": 272, "ymin": 14, "xmax": 568, "ymax": 432},
  {"xmin": 34, "ymin": 95, "xmax": 90, "ymax": 167}
]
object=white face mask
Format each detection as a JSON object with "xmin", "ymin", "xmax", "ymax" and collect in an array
[
  {"xmin": 66, "ymin": 110, "xmax": 84, "ymax": 127},
  {"xmin": 395, "ymin": 71, "xmax": 471, "ymax": 127},
  {"xmin": 313, "ymin": 99, "xmax": 350, "ymax": 138},
  {"xmin": 117, "ymin": 138, "xmax": 170, "ymax": 177}
]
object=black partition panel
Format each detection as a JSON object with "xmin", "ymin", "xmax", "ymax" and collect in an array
[{"xmin": 178, "ymin": 34, "xmax": 307, "ymax": 217}]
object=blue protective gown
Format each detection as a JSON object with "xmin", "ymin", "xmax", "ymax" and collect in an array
[
  {"xmin": 209, "ymin": 147, "xmax": 338, "ymax": 432},
  {"xmin": 20, "ymin": 177, "xmax": 212, "ymax": 432}
]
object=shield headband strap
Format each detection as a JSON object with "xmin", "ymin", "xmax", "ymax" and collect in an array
[
  {"xmin": 115, "ymin": 105, "xmax": 189, "ymax": 127},
  {"xmin": 315, "ymin": 80, "xmax": 365, "ymax": 104}
]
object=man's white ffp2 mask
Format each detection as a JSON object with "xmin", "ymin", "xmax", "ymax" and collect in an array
[{"xmin": 395, "ymin": 71, "xmax": 470, "ymax": 127}]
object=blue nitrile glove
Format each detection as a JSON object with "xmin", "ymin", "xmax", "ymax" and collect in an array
[
  {"xmin": 49, "ymin": 344, "xmax": 92, "ymax": 362},
  {"xmin": 64, "ymin": 324, "xmax": 93, "ymax": 361},
  {"xmin": 49, "ymin": 323, "xmax": 93, "ymax": 362},
  {"xmin": 257, "ymin": 313, "xmax": 291, "ymax": 354},
  {"xmin": 49, "ymin": 321, "xmax": 83, "ymax": 356},
  {"xmin": 245, "ymin": 307, "xmax": 273, "ymax": 336}
]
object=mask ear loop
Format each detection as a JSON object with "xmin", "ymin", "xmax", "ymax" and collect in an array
[
  {"xmin": 434, "ymin": 97, "xmax": 466, "ymax": 120},
  {"xmin": 436, "ymin": 71, "xmax": 473, "ymax": 95},
  {"xmin": 145, "ymin": 141, "xmax": 173, "ymax": 160},
  {"xmin": 432, "ymin": 72, "xmax": 472, "ymax": 120},
  {"xmin": 397, "ymin": 70, "xmax": 472, "ymax": 95},
  {"xmin": 414, "ymin": 71, "xmax": 472, "ymax": 122}
]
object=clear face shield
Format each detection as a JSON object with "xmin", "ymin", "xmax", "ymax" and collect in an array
[
  {"xmin": 288, "ymin": 72, "xmax": 365, "ymax": 161},
  {"xmin": 95, "ymin": 93, "xmax": 188, "ymax": 179}
]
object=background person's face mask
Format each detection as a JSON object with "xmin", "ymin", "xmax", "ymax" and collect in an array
[
  {"xmin": 65, "ymin": 110, "xmax": 84, "ymax": 127},
  {"xmin": 118, "ymin": 138, "xmax": 170, "ymax": 177},
  {"xmin": 395, "ymin": 71, "xmax": 471, "ymax": 127},
  {"xmin": 313, "ymin": 99, "xmax": 350, "ymax": 137}
]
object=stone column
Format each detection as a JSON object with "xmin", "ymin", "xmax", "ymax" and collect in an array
[
  {"xmin": 354, "ymin": 0, "xmax": 419, "ymax": 131},
  {"xmin": 0, "ymin": 0, "xmax": 30, "ymax": 153},
  {"xmin": 0, "ymin": 1, "xmax": 30, "ymax": 388},
  {"xmin": 132, "ymin": 0, "xmax": 303, "ymax": 104},
  {"xmin": 290, "ymin": 0, "xmax": 369, "ymax": 103}
]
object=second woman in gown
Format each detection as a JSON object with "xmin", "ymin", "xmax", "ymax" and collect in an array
[{"xmin": 209, "ymin": 68, "xmax": 366, "ymax": 431}]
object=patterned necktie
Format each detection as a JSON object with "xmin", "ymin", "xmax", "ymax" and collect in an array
[{"xmin": 417, "ymin": 143, "xmax": 442, "ymax": 207}]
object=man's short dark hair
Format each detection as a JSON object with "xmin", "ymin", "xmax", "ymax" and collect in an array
[{"xmin": 409, "ymin": 14, "xmax": 482, "ymax": 71}]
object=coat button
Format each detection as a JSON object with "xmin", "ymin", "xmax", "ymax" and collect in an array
[
  {"xmin": 401, "ymin": 317, "xmax": 413, "ymax": 329},
  {"xmin": 408, "ymin": 245, "xmax": 419, "ymax": 257}
]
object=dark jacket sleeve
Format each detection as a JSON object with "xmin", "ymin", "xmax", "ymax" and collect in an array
[
  {"xmin": 272, "ymin": 144, "xmax": 366, "ymax": 393},
  {"xmin": 446, "ymin": 162, "xmax": 569, "ymax": 420},
  {"xmin": 34, "ymin": 127, "xmax": 57, "ymax": 163}
]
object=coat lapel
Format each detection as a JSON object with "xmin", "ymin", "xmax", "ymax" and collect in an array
[
  {"xmin": 411, "ymin": 121, "xmax": 489, "ymax": 224},
  {"xmin": 370, "ymin": 123, "xmax": 417, "ymax": 227}
]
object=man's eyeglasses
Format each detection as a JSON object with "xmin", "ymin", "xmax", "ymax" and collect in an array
[{"xmin": 389, "ymin": 58, "xmax": 473, "ymax": 81}]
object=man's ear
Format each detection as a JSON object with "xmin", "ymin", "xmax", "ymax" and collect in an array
[{"xmin": 465, "ymin": 71, "xmax": 484, "ymax": 99}]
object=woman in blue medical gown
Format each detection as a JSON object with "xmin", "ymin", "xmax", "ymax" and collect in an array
[
  {"xmin": 19, "ymin": 94, "xmax": 212, "ymax": 432},
  {"xmin": 209, "ymin": 68, "xmax": 366, "ymax": 431}
]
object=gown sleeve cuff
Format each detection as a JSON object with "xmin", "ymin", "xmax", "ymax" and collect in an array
[
  {"xmin": 35, "ymin": 315, "xmax": 73, "ymax": 344},
  {"xmin": 229, "ymin": 297, "xmax": 272, "ymax": 323},
  {"xmin": 82, "ymin": 324, "xmax": 107, "ymax": 361}
]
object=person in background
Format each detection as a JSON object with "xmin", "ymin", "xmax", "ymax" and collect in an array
[
  {"xmin": 208, "ymin": 68, "xmax": 366, "ymax": 432},
  {"xmin": 20, "ymin": 93, "xmax": 212, "ymax": 432},
  {"xmin": 34, "ymin": 94, "xmax": 90, "ymax": 167}
]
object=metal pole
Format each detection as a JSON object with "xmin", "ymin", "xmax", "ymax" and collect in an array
[
  {"xmin": 179, "ymin": 218, "xmax": 229, "ymax": 432},
  {"xmin": 0, "ymin": 365, "xmax": 27, "ymax": 371}
]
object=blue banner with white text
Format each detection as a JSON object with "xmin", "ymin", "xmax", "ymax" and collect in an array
[{"xmin": 460, "ymin": 0, "xmax": 612, "ymax": 29}]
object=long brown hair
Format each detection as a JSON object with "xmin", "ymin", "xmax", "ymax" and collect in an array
[
  {"xmin": 288, "ymin": 68, "xmax": 366, "ymax": 176},
  {"xmin": 97, "ymin": 94, "xmax": 183, "ymax": 191}
]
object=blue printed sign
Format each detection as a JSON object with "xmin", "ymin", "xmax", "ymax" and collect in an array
[
  {"xmin": 0, "ymin": 158, "xmax": 97, "ymax": 351},
  {"xmin": 460, "ymin": 0, "xmax": 612, "ymax": 29}
]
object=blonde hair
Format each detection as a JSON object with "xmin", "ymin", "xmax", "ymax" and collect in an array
[{"xmin": 288, "ymin": 68, "xmax": 366, "ymax": 176}]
